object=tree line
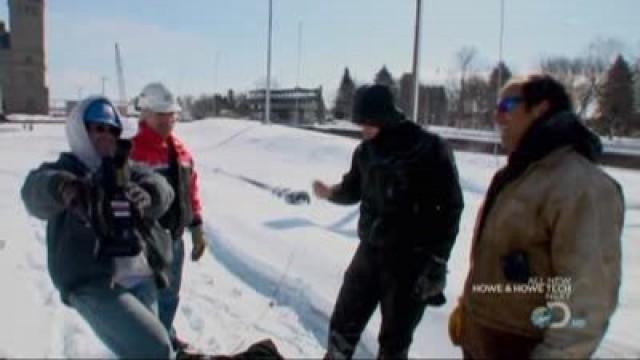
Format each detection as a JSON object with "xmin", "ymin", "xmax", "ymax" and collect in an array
[
  {"xmin": 177, "ymin": 37, "xmax": 639, "ymax": 138},
  {"xmin": 333, "ymin": 38, "xmax": 640, "ymax": 137},
  {"xmin": 178, "ymin": 89, "xmax": 252, "ymax": 121}
]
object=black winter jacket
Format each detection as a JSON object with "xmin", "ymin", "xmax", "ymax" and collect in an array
[{"xmin": 330, "ymin": 121, "xmax": 463, "ymax": 260}]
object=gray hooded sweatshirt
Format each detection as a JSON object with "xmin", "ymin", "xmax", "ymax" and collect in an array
[{"xmin": 21, "ymin": 96, "xmax": 175, "ymax": 304}]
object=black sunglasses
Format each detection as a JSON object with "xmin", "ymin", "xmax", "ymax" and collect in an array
[
  {"xmin": 86, "ymin": 123, "xmax": 121, "ymax": 136},
  {"xmin": 496, "ymin": 96, "xmax": 523, "ymax": 114}
]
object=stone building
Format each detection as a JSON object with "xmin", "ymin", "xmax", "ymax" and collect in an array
[{"xmin": 0, "ymin": 0, "xmax": 49, "ymax": 115}]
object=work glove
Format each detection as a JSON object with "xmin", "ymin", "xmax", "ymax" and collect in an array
[
  {"xmin": 125, "ymin": 183, "xmax": 152, "ymax": 215},
  {"xmin": 190, "ymin": 223, "xmax": 207, "ymax": 261},
  {"xmin": 448, "ymin": 301, "xmax": 464, "ymax": 346},
  {"xmin": 414, "ymin": 255, "xmax": 448, "ymax": 305}
]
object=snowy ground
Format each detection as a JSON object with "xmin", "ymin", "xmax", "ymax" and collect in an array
[{"xmin": 0, "ymin": 119, "xmax": 638, "ymax": 358}]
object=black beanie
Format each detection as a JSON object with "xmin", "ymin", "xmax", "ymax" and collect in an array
[{"xmin": 352, "ymin": 84, "xmax": 404, "ymax": 126}]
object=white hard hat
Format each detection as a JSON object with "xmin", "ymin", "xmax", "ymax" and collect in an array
[{"xmin": 137, "ymin": 82, "xmax": 181, "ymax": 113}]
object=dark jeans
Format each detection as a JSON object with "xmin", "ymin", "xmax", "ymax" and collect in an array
[
  {"xmin": 158, "ymin": 238, "xmax": 185, "ymax": 341},
  {"xmin": 326, "ymin": 243, "xmax": 427, "ymax": 360}
]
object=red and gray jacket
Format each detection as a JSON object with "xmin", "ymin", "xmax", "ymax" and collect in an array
[{"xmin": 131, "ymin": 121, "xmax": 203, "ymax": 239}]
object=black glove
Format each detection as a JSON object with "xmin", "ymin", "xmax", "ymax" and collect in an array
[
  {"xmin": 414, "ymin": 256, "xmax": 448, "ymax": 305},
  {"xmin": 125, "ymin": 183, "xmax": 152, "ymax": 215}
]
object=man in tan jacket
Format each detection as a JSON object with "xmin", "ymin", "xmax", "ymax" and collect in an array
[{"xmin": 451, "ymin": 74, "xmax": 625, "ymax": 358}]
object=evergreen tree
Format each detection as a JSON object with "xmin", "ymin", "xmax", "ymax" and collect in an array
[
  {"xmin": 598, "ymin": 55, "xmax": 635, "ymax": 136},
  {"xmin": 333, "ymin": 67, "xmax": 356, "ymax": 119},
  {"xmin": 488, "ymin": 62, "xmax": 512, "ymax": 94},
  {"xmin": 374, "ymin": 65, "xmax": 399, "ymax": 99}
]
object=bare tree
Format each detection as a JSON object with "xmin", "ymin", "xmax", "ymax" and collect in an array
[
  {"xmin": 540, "ymin": 56, "xmax": 589, "ymax": 114},
  {"xmin": 587, "ymin": 38, "xmax": 626, "ymax": 64},
  {"xmin": 538, "ymin": 38, "xmax": 627, "ymax": 119},
  {"xmin": 463, "ymin": 75, "xmax": 491, "ymax": 129},
  {"xmin": 540, "ymin": 57, "xmax": 580, "ymax": 88},
  {"xmin": 444, "ymin": 72, "xmax": 461, "ymax": 126},
  {"xmin": 454, "ymin": 46, "xmax": 478, "ymax": 127},
  {"xmin": 578, "ymin": 37, "xmax": 626, "ymax": 117},
  {"xmin": 456, "ymin": 46, "xmax": 478, "ymax": 77}
]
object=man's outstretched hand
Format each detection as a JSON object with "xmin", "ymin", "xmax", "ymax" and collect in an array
[{"xmin": 312, "ymin": 180, "xmax": 333, "ymax": 200}]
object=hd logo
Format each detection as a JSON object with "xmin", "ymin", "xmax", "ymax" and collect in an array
[{"xmin": 531, "ymin": 302, "xmax": 586, "ymax": 329}]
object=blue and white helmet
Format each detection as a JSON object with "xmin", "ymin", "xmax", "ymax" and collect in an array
[
  {"xmin": 66, "ymin": 96, "xmax": 123, "ymax": 171},
  {"xmin": 83, "ymin": 98, "xmax": 122, "ymax": 129}
]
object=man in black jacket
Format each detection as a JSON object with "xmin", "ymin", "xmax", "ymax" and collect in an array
[{"xmin": 313, "ymin": 84, "xmax": 464, "ymax": 359}]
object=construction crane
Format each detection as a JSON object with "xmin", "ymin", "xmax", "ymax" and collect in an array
[{"xmin": 114, "ymin": 43, "xmax": 127, "ymax": 114}]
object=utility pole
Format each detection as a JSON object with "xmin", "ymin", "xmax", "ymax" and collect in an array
[
  {"xmin": 497, "ymin": 0, "xmax": 505, "ymax": 90},
  {"xmin": 295, "ymin": 22, "xmax": 302, "ymax": 88},
  {"xmin": 214, "ymin": 51, "xmax": 220, "ymax": 117},
  {"xmin": 493, "ymin": 0, "xmax": 506, "ymax": 165},
  {"xmin": 265, "ymin": 0, "xmax": 273, "ymax": 124},
  {"xmin": 295, "ymin": 21, "xmax": 303, "ymax": 125},
  {"xmin": 101, "ymin": 76, "xmax": 108, "ymax": 96},
  {"xmin": 411, "ymin": 0, "xmax": 423, "ymax": 125}
]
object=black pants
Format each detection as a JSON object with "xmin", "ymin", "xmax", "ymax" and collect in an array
[{"xmin": 326, "ymin": 243, "xmax": 427, "ymax": 360}]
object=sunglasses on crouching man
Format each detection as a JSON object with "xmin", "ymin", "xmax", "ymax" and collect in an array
[
  {"xmin": 86, "ymin": 123, "xmax": 122, "ymax": 137},
  {"xmin": 496, "ymin": 96, "xmax": 523, "ymax": 114}
]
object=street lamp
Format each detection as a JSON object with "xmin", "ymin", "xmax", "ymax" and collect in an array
[
  {"xmin": 265, "ymin": 0, "xmax": 273, "ymax": 124},
  {"xmin": 101, "ymin": 76, "xmax": 109, "ymax": 96}
]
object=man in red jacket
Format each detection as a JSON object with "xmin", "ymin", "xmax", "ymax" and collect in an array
[{"xmin": 131, "ymin": 82, "xmax": 207, "ymax": 351}]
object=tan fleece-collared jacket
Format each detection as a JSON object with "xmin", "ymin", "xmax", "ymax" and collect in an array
[{"xmin": 462, "ymin": 146, "xmax": 624, "ymax": 358}]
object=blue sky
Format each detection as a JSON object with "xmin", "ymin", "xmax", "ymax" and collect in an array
[{"xmin": 1, "ymin": 0, "xmax": 638, "ymax": 103}]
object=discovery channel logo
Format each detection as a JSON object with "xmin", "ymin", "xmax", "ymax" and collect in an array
[{"xmin": 531, "ymin": 302, "xmax": 586, "ymax": 329}]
